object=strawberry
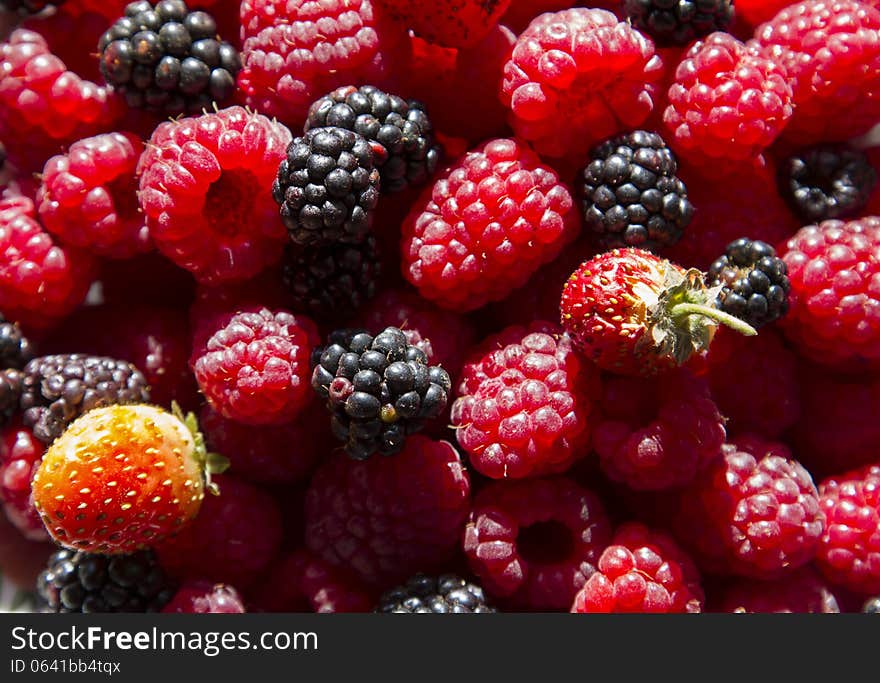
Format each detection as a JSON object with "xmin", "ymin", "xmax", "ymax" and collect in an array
[
  {"xmin": 560, "ymin": 248, "xmax": 756, "ymax": 377},
  {"xmin": 31, "ymin": 403, "xmax": 228, "ymax": 555}
]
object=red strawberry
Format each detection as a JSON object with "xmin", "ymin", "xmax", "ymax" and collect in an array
[
  {"xmin": 31, "ymin": 404, "xmax": 227, "ymax": 554},
  {"xmin": 560, "ymin": 248, "xmax": 756, "ymax": 377}
]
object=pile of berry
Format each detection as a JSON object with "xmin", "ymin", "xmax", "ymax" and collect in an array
[{"xmin": 0, "ymin": 0, "xmax": 879, "ymax": 614}]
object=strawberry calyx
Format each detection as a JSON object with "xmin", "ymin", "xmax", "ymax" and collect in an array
[{"xmin": 171, "ymin": 401, "xmax": 230, "ymax": 496}]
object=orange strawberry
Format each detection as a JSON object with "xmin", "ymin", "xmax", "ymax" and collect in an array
[
  {"xmin": 560, "ymin": 248, "xmax": 756, "ymax": 377},
  {"xmin": 32, "ymin": 403, "xmax": 227, "ymax": 554}
]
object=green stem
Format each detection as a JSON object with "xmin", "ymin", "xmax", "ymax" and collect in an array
[{"xmin": 669, "ymin": 303, "xmax": 757, "ymax": 337}]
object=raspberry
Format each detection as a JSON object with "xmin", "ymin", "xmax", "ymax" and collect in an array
[
  {"xmin": 199, "ymin": 402, "xmax": 326, "ymax": 485},
  {"xmin": 674, "ymin": 437, "xmax": 824, "ymax": 579},
  {"xmin": 273, "ymin": 127, "xmax": 381, "ymax": 247},
  {"xmin": 305, "ymin": 436, "xmax": 471, "ymax": 587},
  {"xmin": 378, "ymin": 0, "xmax": 511, "ymax": 49},
  {"xmin": 623, "ymin": 0, "xmax": 734, "ymax": 47},
  {"xmin": 780, "ymin": 217, "xmax": 880, "ymax": 371},
  {"xmin": 376, "ymin": 574, "xmax": 496, "ymax": 613},
  {"xmin": 463, "ymin": 476, "xmax": 612, "ymax": 610},
  {"xmin": 754, "ymin": 0, "xmax": 880, "ymax": 143},
  {"xmin": 36, "ymin": 132, "xmax": 149, "ymax": 259},
  {"xmin": 790, "ymin": 367, "xmax": 880, "ymax": 477},
  {"xmin": 156, "ymin": 474, "xmax": 283, "ymax": 589},
  {"xmin": 161, "ymin": 581, "xmax": 246, "ymax": 613},
  {"xmin": 571, "ymin": 522, "xmax": 703, "ymax": 613},
  {"xmin": 501, "ymin": 8, "xmax": 662, "ymax": 159},
  {"xmin": 451, "ymin": 323, "xmax": 601, "ymax": 480},
  {"xmin": 663, "ymin": 160, "xmax": 800, "ymax": 270},
  {"xmin": 311, "ymin": 327, "xmax": 452, "ymax": 460},
  {"xmin": 193, "ymin": 308, "xmax": 319, "ymax": 426},
  {"xmin": 0, "ymin": 197, "xmax": 97, "ymax": 330},
  {"xmin": 98, "ymin": 0, "xmax": 241, "ymax": 115},
  {"xmin": 0, "ymin": 422, "xmax": 47, "ymax": 542},
  {"xmin": 0, "ymin": 29, "xmax": 121, "ymax": 173},
  {"xmin": 579, "ymin": 130, "xmax": 693, "ymax": 251},
  {"xmin": 715, "ymin": 566, "xmax": 841, "ymax": 613},
  {"xmin": 816, "ymin": 464, "xmax": 880, "ymax": 595},
  {"xmin": 248, "ymin": 549, "xmax": 375, "ymax": 613},
  {"xmin": 137, "ymin": 106, "xmax": 292, "ymax": 285},
  {"xmin": 401, "ymin": 138, "xmax": 579, "ymax": 312},
  {"xmin": 663, "ymin": 32, "xmax": 793, "ymax": 165},
  {"xmin": 237, "ymin": 0, "xmax": 409, "ymax": 129},
  {"xmin": 594, "ymin": 369, "xmax": 725, "ymax": 491},
  {"xmin": 0, "ymin": 313, "xmax": 33, "ymax": 371},
  {"xmin": 305, "ymin": 85, "xmax": 442, "ymax": 195},
  {"xmin": 356, "ymin": 288, "xmax": 477, "ymax": 379},
  {"xmin": 704, "ymin": 327, "xmax": 800, "ymax": 440},
  {"xmin": 778, "ymin": 144, "xmax": 878, "ymax": 224}
]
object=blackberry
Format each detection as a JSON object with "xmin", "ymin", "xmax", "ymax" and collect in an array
[
  {"xmin": 707, "ymin": 238, "xmax": 791, "ymax": 329},
  {"xmin": 623, "ymin": 1, "xmax": 734, "ymax": 46},
  {"xmin": 311, "ymin": 326, "xmax": 452, "ymax": 460},
  {"xmin": 0, "ymin": 313, "xmax": 33, "ymax": 370},
  {"xmin": 273, "ymin": 127, "xmax": 381, "ymax": 247},
  {"xmin": 98, "ymin": 0, "xmax": 240, "ymax": 115},
  {"xmin": 778, "ymin": 145, "xmax": 878, "ymax": 223},
  {"xmin": 282, "ymin": 236, "xmax": 381, "ymax": 323},
  {"xmin": 580, "ymin": 130, "xmax": 694, "ymax": 252},
  {"xmin": 864, "ymin": 597, "xmax": 880, "ymax": 614},
  {"xmin": 19, "ymin": 354, "xmax": 150, "ymax": 444},
  {"xmin": 37, "ymin": 548, "xmax": 175, "ymax": 613},
  {"xmin": 305, "ymin": 85, "xmax": 443, "ymax": 194},
  {"xmin": 376, "ymin": 574, "xmax": 496, "ymax": 613}
]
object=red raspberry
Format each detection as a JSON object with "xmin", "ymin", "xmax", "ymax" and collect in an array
[
  {"xmin": 36, "ymin": 132, "xmax": 148, "ymax": 259},
  {"xmin": 305, "ymin": 436, "xmax": 471, "ymax": 587},
  {"xmin": 594, "ymin": 369, "xmax": 725, "ymax": 491},
  {"xmin": 463, "ymin": 476, "xmax": 611, "ymax": 610},
  {"xmin": 237, "ymin": 0, "xmax": 409, "ymax": 129},
  {"xmin": 451, "ymin": 323, "xmax": 601, "ymax": 480},
  {"xmin": 500, "ymin": 8, "xmax": 662, "ymax": 159},
  {"xmin": 137, "ymin": 106, "xmax": 291, "ymax": 285},
  {"xmin": 705, "ymin": 327, "xmax": 800, "ymax": 439},
  {"xmin": 0, "ymin": 29, "xmax": 121, "ymax": 173},
  {"xmin": 663, "ymin": 33, "xmax": 793, "ymax": 165},
  {"xmin": 754, "ymin": 0, "xmax": 880, "ymax": 143},
  {"xmin": 816, "ymin": 464, "xmax": 880, "ymax": 595},
  {"xmin": 248, "ymin": 549, "xmax": 375, "ymax": 613},
  {"xmin": 674, "ymin": 437, "xmax": 825, "ymax": 579},
  {"xmin": 401, "ymin": 138, "xmax": 579, "ymax": 312},
  {"xmin": 663, "ymin": 159, "xmax": 800, "ymax": 270},
  {"xmin": 790, "ymin": 366, "xmax": 880, "ymax": 477},
  {"xmin": 193, "ymin": 308, "xmax": 319, "ymax": 426},
  {"xmin": 378, "ymin": 0, "xmax": 511, "ymax": 49},
  {"xmin": 356, "ymin": 288, "xmax": 477, "ymax": 379},
  {"xmin": 162, "ymin": 581, "xmax": 247, "ymax": 613},
  {"xmin": 780, "ymin": 217, "xmax": 880, "ymax": 371},
  {"xmin": 199, "ymin": 403, "xmax": 326, "ymax": 485},
  {"xmin": 0, "ymin": 422, "xmax": 46, "ymax": 542},
  {"xmin": 571, "ymin": 522, "xmax": 703, "ymax": 613},
  {"xmin": 715, "ymin": 566, "xmax": 841, "ymax": 613},
  {"xmin": 157, "ymin": 474, "xmax": 283, "ymax": 589},
  {"xmin": 0, "ymin": 196, "xmax": 96, "ymax": 330}
]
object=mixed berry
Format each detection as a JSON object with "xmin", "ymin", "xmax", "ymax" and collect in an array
[{"xmin": 0, "ymin": 0, "xmax": 878, "ymax": 615}]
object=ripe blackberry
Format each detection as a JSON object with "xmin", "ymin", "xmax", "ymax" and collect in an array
[
  {"xmin": 274, "ymin": 127, "xmax": 381, "ymax": 247},
  {"xmin": 580, "ymin": 130, "xmax": 693, "ymax": 251},
  {"xmin": 305, "ymin": 85, "xmax": 442, "ymax": 194},
  {"xmin": 37, "ymin": 548, "xmax": 175, "ymax": 613},
  {"xmin": 707, "ymin": 239, "xmax": 790, "ymax": 329},
  {"xmin": 18, "ymin": 354, "xmax": 150, "ymax": 444},
  {"xmin": 623, "ymin": 0, "xmax": 733, "ymax": 46},
  {"xmin": 98, "ymin": 0, "xmax": 240, "ymax": 114},
  {"xmin": 0, "ymin": 314, "xmax": 33, "ymax": 371},
  {"xmin": 312, "ymin": 327, "xmax": 452, "ymax": 460},
  {"xmin": 778, "ymin": 145, "xmax": 877, "ymax": 223},
  {"xmin": 281, "ymin": 237, "xmax": 381, "ymax": 323},
  {"xmin": 376, "ymin": 574, "xmax": 496, "ymax": 613}
]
